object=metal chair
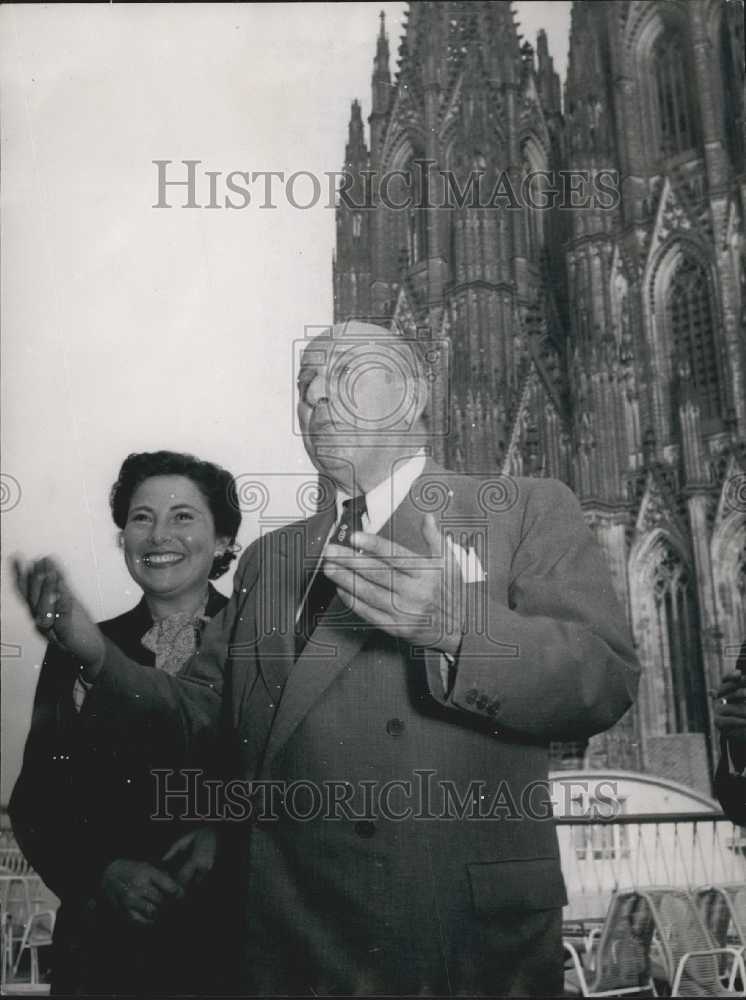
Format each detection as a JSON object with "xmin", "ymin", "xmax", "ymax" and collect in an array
[
  {"xmin": 0, "ymin": 850, "xmax": 32, "ymax": 875},
  {"xmin": 11, "ymin": 909, "xmax": 56, "ymax": 987},
  {"xmin": 1, "ymin": 911, "xmax": 13, "ymax": 990},
  {"xmin": 698, "ymin": 884, "xmax": 746, "ymax": 982},
  {"xmin": 563, "ymin": 889, "xmax": 656, "ymax": 996},
  {"xmin": 641, "ymin": 887, "xmax": 744, "ymax": 997}
]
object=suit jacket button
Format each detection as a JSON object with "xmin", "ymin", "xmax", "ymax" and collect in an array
[
  {"xmin": 354, "ymin": 820, "xmax": 376, "ymax": 838},
  {"xmin": 386, "ymin": 718, "xmax": 405, "ymax": 737}
]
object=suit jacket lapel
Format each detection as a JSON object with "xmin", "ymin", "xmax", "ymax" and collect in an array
[
  {"xmin": 253, "ymin": 509, "xmax": 336, "ymax": 694},
  {"xmin": 261, "ymin": 460, "xmax": 454, "ymax": 771}
]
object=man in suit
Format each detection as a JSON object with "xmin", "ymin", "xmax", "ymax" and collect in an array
[
  {"xmin": 18, "ymin": 321, "xmax": 640, "ymax": 995},
  {"xmin": 713, "ymin": 643, "xmax": 746, "ymax": 826}
]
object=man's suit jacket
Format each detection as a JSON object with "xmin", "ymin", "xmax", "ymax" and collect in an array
[{"xmin": 85, "ymin": 465, "xmax": 640, "ymax": 995}]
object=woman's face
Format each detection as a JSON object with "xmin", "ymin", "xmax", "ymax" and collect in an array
[{"xmin": 122, "ymin": 474, "xmax": 228, "ymax": 601}]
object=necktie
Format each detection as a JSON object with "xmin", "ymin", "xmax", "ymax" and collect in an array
[{"xmin": 295, "ymin": 495, "xmax": 366, "ymax": 659}]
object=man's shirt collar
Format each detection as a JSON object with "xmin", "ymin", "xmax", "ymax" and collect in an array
[{"xmin": 335, "ymin": 449, "xmax": 426, "ymax": 536}]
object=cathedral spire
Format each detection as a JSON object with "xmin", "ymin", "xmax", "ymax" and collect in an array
[
  {"xmin": 535, "ymin": 28, "xmax": 561, "ymax": 117},
  {"xmin": 345, "ymin": 99, "xmax": 367, "ymax": 171},
  {"xmin": 565, "ymin": 1, "xmax": 614, "ymax": 160},
  {"xmin": 372, "ymin": 9, "xmax": 392, "ymax": 117}
]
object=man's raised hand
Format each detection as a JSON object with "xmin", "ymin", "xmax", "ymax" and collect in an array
[{"xmin": 323, "ymin": 513, "xmax": 464, "ymax": 657}]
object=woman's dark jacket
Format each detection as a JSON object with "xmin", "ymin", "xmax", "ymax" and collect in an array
[{"xmin": 9, "ymin": 585, "xmax": 228, "ymax": 995}]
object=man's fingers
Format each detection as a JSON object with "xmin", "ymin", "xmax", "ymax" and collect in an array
[
  {"xmin": 335, "ymin": 585, "xmax": 400, "ymax": 632},
  {"xmin": 332, "ymin": 534, "xmax": 420, "ymax": 572},
  {"xmin": 715, "ymin": 716, "xmax": 746, "ymax": 731},
  {"xmin": 326, "ymin": 562, "xmax": 431, "ymax": 618},
  {"xmin": 324, "ymin": 559, "xmax": 401, "ymax": 601},
  {"xmin": 323, "ymin": 557, "xmax": 402, "ymax": 596},
  {"xmin": 720, "ymin": 672, "xmax": 744, "ymax": 684},
  {"xmin": 324, "ymin": 549, "xmax": 428, "ymax": 589},
  {"xmin": 328, "ymin": 565, "xmax": 404, "ymax": 617},
  {"xmin": 717, "ymin": 686, "xmax": 746, "ymax": 699},
  {"xmin": 421, "ymin": 513, "xmax": 441, "ymax": 555},
  {"xmin": 715, "ymin": 704, "xmax": 746, "ymax": 720},
  {"xmin": 719, "ymin": 691, "xmax": 746, "ymax": 704}
]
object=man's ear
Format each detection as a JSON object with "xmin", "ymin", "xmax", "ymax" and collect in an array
[{"xmin": 116, "ymin": 531, "xmax": 125, "ymax": 549}]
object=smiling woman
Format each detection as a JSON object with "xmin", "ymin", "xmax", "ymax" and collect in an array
[
  {"xmin": 110, "ymin": 451, "xmax": 240, "ymax": 617},
  {"xmin": 9, "ymin": 450, "xmax": 241, "ymax": 995}
]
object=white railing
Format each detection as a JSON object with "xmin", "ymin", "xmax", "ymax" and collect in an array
[{"xmin": 557, "ymin": 812, "xmax": 746, "ymax": 920}]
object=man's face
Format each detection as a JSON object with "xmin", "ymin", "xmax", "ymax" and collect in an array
[{"xmin": 297, "ymin": 332, "xmax": 423, "ymax": 488}]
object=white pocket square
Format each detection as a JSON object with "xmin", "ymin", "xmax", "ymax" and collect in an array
[{"xmin": 447, "ymin": 540, "xmax": 486, "ymax": 584}]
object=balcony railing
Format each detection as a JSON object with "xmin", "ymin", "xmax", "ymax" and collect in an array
[{"xmin": 556, "ymin": 812, "xmax": 746, "ymax": 920}]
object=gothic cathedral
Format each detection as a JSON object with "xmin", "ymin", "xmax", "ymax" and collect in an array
[{"xmin": 333, "ymin": 1, "xmax": 745, "ymax": 795}]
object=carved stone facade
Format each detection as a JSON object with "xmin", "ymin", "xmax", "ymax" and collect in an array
[{"xmin": 333, "ymin": 1, "xmax": 745, "ymax": 797}]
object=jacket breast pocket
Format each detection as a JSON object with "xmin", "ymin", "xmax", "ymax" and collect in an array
[{"xmin": 467, "ymin": 857, "xmax": 567, "ymax": 914}]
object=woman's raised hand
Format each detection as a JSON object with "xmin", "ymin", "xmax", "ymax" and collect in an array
[{"xmin": 12, "ymin": 556, "xmax": 106, "ymax": 675}]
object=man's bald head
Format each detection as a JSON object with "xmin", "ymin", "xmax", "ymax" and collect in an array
[{"xmin": 304, "ymin": 320, "xmax": 428, "ymax": 373}]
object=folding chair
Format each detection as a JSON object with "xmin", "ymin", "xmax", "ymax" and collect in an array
[{"xmin": 563, "ymin": 889, "xmax": 656, "ymax": 996}]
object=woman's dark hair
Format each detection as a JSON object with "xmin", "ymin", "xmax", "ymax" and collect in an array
[{"xmin": 110, "ymin": 450, "xmax": 242, "ymax": 579}]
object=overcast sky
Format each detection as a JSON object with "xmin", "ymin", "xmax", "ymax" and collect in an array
[{"xmin": 0, "ymin": 2, "xmax": 571, "ymax": 803}]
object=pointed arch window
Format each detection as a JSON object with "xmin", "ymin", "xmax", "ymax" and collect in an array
[
  {"xmin": 521, "ymin": 140, "xmax": 546, "ymax": 260},
  {"xmin": 524, "ymin": 153, "xmax": 539, "ymax": 260},
  {"xmin": 650, "ymin": 541, "xmax": 706, "ymax": 734},
  {"xmin": 667, "ymin": 256, "xmax": 722, "ymax": 420},
  {"xmin": 407, "ymin": 158, "xmax": 428, "ymax": 266},
  {"xmin": 653, "ymin": 32, "xmax": 695, "ymax": 156}
]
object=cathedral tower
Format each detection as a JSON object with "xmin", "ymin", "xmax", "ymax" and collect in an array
[{"xmin": 333, "ymin": 1, "xmax": 745, "ymax": 794}]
